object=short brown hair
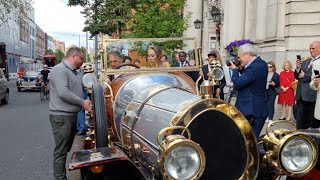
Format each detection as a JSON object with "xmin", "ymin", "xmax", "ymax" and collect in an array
[
  {"xmin": 66, "ymin": 47, "xmax": 84, "ymax": 58},
  {"xmin": 267, "ymin": 61, "xmax": 276, "ymax": 72}
]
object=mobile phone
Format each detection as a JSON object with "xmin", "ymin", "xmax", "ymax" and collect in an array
[
  {"xmin": 314, "ymin": 70, "xmax": 320, "ymax": 78},
  {"xmin": 297, "ymin": 55, "xmax": 301, "ymax": 60}
]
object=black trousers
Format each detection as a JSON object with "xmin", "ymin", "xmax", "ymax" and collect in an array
[
  {"xmin": 267, "ymin": 93, "xmax": 276, "ymax": 120},
  {"xmin": 50, "ymin": 114, "xmax": 77, "ymax": 180},
  {"xmin": 295, "ymin": 99, "xmax": 319, "ymax": 129}
]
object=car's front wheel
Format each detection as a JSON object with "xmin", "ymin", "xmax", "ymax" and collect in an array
[
  {"xmin": 1, "ymin": 89, "xmax": 9, "ymax": 104},
  {"xmin": 92, "ymin": 82, "xmax": 108, "ymax": 148}
]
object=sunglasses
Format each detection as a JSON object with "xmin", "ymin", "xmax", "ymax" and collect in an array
[{"xmin": 268, "ymin": 66, "xmax": 273, "ymax": 68}]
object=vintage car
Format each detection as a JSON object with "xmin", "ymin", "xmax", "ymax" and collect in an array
[
  {"xmin": 16, "ymin": 71, "xmax": 41, "ymax": 91},
  {"xmin": 69, "ymin": 38, "xmax": 320, "ymax": 180},
  {"xmin": 0, "ymin": 68, "xmax": 9, "ymax": 104}
]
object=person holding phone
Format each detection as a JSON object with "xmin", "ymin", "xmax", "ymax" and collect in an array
[
  {"xmin": 295, "ymin": 41, "xmax": 320, "ymax": 129},
  {"xmin": 309, "ymin": 41, "xmax": 320, "ymax": 122}
]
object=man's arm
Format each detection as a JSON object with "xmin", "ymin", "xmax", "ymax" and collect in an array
[
  {"xmin": 51, "ymin": 68, "xmax": 84, "ymax": 106},
  {"xmin": 231, "ymin": 66, "xmax": 256, "ymax": 90}
]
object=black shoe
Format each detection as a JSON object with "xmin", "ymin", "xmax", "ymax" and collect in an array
[
  {"xmin": 279, "ymin": 117, "xmax": 286, "ymax": 120},
  {"xmin": 77, "ymin": 131, "xmax": 86, "ymax": 135}
]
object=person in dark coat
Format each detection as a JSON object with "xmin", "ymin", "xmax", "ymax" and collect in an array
[
  {"xmin": 230, "ymin": 43, "xmax": 268, "ymax": 137},
  {"xmin": 266, "ymin": 61, "xmax": 280, "ymax": 120},
  {"xmin": 201, "ymin": 50, "xmax": 226, "ymax": 100}
]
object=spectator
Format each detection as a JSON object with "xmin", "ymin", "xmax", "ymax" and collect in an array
[
  {"xmin": 201, "ymin": 50, "xmax": 226, "ymax": 99},
  {"xmin": 266, "ymin": 61, "xmax": 280, "ymax": 120},
  {"xmin": 134, "ymin": 59, "xmax": 141, "ymax": 66},
  {"xmin": 107, "ymin": 50, "xmax": 122, "ymax": 69},
  {"xmin": 147, "ymin": 45, "xmax": 162, "ymax": 68},
  {"xmin": 230, "ymin": 43, "xmax": 268, "ymax": 137},
  {"xmin": 309, "ymin": 41, "xmax": 320, "ymax": 125},
  {"xmin": 223, "ymin": 63, "xmax": 235, "ymax": 102},
  {"xmin": 76, "ymin": 64, "xmax": 89, "ymax": 135},
  {"xmin": 278, "ymin": 61, "xmax": 295, "ymax": 120},
  {"xmin": 124, "ymin": 56, "xmax": 132, "ymax": 64},
  {"xmin": 49, "ymin": 47, "xmax": 92, "ymax": 180},
  {"xmin": 294, "ymin": 41, "xmax": 320, "ymax": 129},
  {"xmin": 159, "ymin": 54, "xmax": 170, "ymax": 68},
  {"xmin": 174, "ymin": 51, "xmax": 188, "ymax": 67},
  {"xmin": 189, "ymin": 59, "xmax": 196, "ymax": 66}
]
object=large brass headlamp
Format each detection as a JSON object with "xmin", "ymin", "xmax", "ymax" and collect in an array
[
  {"xmin": 262, "ymin": 121, "xmax": 318, "ymax": 177},
  {"xmin": 82, "ymin": 73, "xmax": 97, "ymax": 92},
  {"xmin": 208, "ymin": 60, "xmax": 224, "ymax": 82},
  {"xmin": 157, "ymin": 127, "xmax": 206, "ymax": 180}
]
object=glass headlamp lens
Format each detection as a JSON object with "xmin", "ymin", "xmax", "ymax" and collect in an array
[
  {"xmin": 164, "ymin": 146, "xmax": 200, "ymax": 180},
  {"xmin": 281, "ymin": 137, "xmax": 313, "ymax": 172}
]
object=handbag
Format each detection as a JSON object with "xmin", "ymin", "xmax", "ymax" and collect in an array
[
  {"xmin": 291, "ymin": 80, "xmax": 298, "ymax": 91},
  {"xmin": 275, "ymin": 86, "xmax": 281, "ymax": 95}
]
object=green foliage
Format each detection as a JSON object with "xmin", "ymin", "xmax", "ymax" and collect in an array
[
  {"xmin": 0, "ymin": 0, "xmax": 33, "ymax": 26},
  {"xmin": 68, "ymin": 0, "xmax": 132, "ymax": 37},
  {"xmin": 45, "ymin": 49, "xmax": 55, "ymax": 55},
  {"xmin": 54, "ymin": 49, "xmax": 65, "ymax": 64},
  {"xmin": 127, "ymin": 0, "xmax": 188, "ymax": 38},
  {"xmin": 80, "ymin": 46, "xmax": 92, "ymax": 62}
]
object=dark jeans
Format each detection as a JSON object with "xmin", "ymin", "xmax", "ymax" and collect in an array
[
  {"xmin": 267, "ymin": 93, "xmax": 276, "ymax": 120},
  {"xmin": 50, "ymin": 114, "xmax": 77, "ymax": 180},
  {"xmin": 296, "ymin": 99, "xmax": 319, "ymax": 129},
  {"xmin": 77, "ymin": 90, "xmax": 88, "ymax": 133}
]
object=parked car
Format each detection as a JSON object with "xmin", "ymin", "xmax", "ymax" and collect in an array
[
  {"xmin": 16, "ymin": 71, "xmax": 41, "ymax": 91},
  {"xmin": 0, "ymin": 68, "xmax": 9, "ymax": 104}
]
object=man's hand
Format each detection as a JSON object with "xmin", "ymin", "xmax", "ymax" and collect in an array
[
  {"xmin": 229, "ymin": 61, "xmax": 236, "ymax": 70},
  {"xmin": 230, "ymin": 82, "xmax": 234, "ymax": 87},
  {"xmin": 82, "ymin": 99, "xmax": 93, "ymax": 113},
  {"xmin": 313, "ymin": 75, "xmax": 320, "ymax": 88},
  {"xmin": 296, "ymin": 59, "xmax": 302, "ymax": 68},
  {"xmin": 215, "ymin": 88, "xmax": 221, "ymax": 99},
  {"xmin": 298, "ymin": 71, "xmax": 305, "ymax": 78}
]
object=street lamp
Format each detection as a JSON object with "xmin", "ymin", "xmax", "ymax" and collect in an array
[
  {"xmin": 193, "ymin": 19, "xmax": 203, "ymax": 29},
  {"xmin": 210, "ymin": 7, "xmax": 221, "ymax": 23},
  {"xmin": 72, "ymin": 34, "xmax": 80, "ymax": 47}
]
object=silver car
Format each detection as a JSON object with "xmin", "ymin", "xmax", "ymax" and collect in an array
[
  {"xmin": 0, "ymin": 68, "xmax": 9, "ymax": 104},
  {"xmin": 16, "ymin": 71, "xmax": 41, "ymax": 91}
]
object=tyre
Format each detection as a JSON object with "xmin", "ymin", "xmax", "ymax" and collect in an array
[
  {"xmin": 92, "ymin": 82, "xmax": 108, "ymax": 148},
  {"xmin": 17, "ymin": 87, "xmax": 21, "ymax": 92},
  {"xmin": 1, "ymin": 89, "xmax": 9, "ymax": 104},
  {"xmin": 45, "ymin": 90, "xmax": 50, "ymax": 99},
  {"xmin": 40, "ymin": 87, "xmax": 45, "ymax": 101}
]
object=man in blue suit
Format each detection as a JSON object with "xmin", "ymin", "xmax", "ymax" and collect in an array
[{"xmin": 230, "ymin": 43, "xmax": 268, "ymax": 137}]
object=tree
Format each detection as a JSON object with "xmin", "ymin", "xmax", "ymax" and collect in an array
[
  {"xmin": 80, "ymin": 46, "xmax": 92, "ymax": 62},
  {"xmin": 68, "ymin": 0, "xmax": 132, "ymax": 37},
  {"xmin": 55, "ymin": 49, "xmax": 65, "ymax": 64},
  {"xmin": 0, "ymin": 0, "xmax": 33, "ymax": 26},
  {"xmin": 126, "ymin": 0, "xmax": 189, "ymax": 62},
  {"xmin": 127, "ymin": 0, "xmax": 188, "ymax": 38},
  {"xmin": 45, "ymin": 49, "xmax": 55, "ymax": 55}
]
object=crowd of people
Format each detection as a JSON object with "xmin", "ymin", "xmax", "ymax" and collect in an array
[{"xmin": 47, "ymin": 41, "xmax": 320, "ymax": 179}]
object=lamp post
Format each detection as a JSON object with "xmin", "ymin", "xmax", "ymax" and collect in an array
[
  {"xmin": 210, "ymin": 7, "xmax": 222, "ymax": 49},
  {"xmin": 194, "ymin": 19, "xmax": 203, "ymax": 49},
  {"xmin": 72, "ymin": 34, "xmax": 80, "ymax": 47}
]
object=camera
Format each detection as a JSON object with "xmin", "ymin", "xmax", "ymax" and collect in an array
[{"xmin": 226, "ymin": 55, "xmax": 240, "ymax": 67}]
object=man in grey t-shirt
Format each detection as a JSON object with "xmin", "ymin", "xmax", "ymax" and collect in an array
[{"xmin": 49, "ymin": 47, "xmax": 92, "ymax": 180}]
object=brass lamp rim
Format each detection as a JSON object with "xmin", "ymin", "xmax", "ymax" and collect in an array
[
  {"xmin": 276, "ymin": 133, "xmax": 318, "ymax": 177},
  {"xmin": 159, "ymin": 138, "xmax": 206, "ymax": 180}
]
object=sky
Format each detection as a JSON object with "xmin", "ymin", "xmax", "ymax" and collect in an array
[{"xmin": 34, "ymin": 0, "xmax": 93, "ymax": 49}]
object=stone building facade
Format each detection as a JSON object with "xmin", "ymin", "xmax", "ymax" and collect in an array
[{"xmin": 184, "ymin": 0, "xmax": 320, "ymax": 69}]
